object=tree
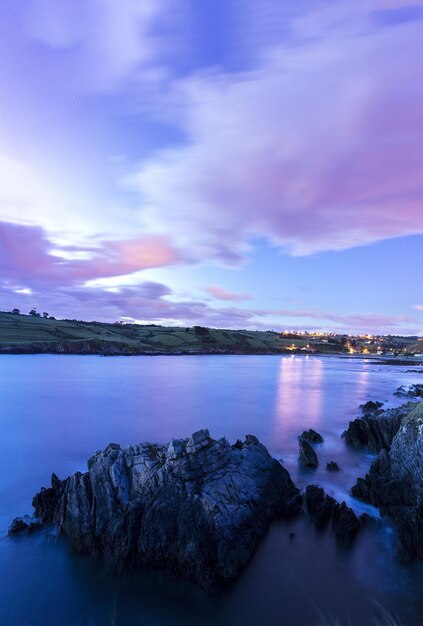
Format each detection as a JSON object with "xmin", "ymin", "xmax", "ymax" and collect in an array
[
  {"xmin": 29, "ymin": 308, "xmax": 40, "ymax": 317},
  {"xmin": 194, "ymin": 325, "xmax": 209, "ymax": 336},
  {"xmin": 42, "ymin": 312, "xmax": 49, "ymax": 318},
  {"xmin": 11, "ymin": 308, "xmax": 20, "ymax": 315}
]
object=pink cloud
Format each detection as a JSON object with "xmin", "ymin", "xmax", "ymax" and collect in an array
[
  {"xmin": 0, "ymin": 271, "xmax": 419, "ymax": 334},
  {"xmin": 205, "ymin": 285, "xmax": 252, "ymax": 301},
  {"xmin": 131, "ymin": 15, "xmax": 423, "ymax": 259},
  {"xmin": 0, "ymin": 221, "xmax": 181, "ymax": 287}
]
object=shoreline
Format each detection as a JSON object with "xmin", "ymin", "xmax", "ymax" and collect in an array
[{"xmin": 0, "ymin": 345, "xmax": 422, "ymax": 367}]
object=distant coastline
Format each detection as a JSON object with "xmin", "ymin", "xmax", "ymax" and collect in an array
[{"xmin": 0, "ymin": 310, "xmax": 422, "ymax": 358}]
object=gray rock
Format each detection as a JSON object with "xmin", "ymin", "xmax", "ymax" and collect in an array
[
  {"xmin": 299, "ymin": 438, "xmax": 318, "ymax": 468},
  {"xmin": 359, "ymin": 400, "xmax": 383, "ymax": 415},
  {"xmin": 394, "ymin": 384, "xmax": 423, "ymax": 398},
  {"xmin": 299, "ymin": 429, "xmax": 323, "ymax": 443},
  {"xmin": 326, "ymin": 461, "xmax": 341, "ymax": 472},
  {"xmin": 17, "ymin": 430, "xmax": 301, "ymax": 589},
  {"xmin": 352, "ymin": 401, "xmax": 423, "ymax": 559},
  {"xmin": 342, "ymin": 403, "xmax": 414, "ymax": 452},
  {"xmin": 9, "ymin": 514, "xmax": 42, "ymax": 535},
  {"xmin": 305, "ymin": 485, "xmax": 361, "ymax": 547}
]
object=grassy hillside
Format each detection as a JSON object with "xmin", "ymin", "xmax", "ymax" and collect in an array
[{"xmin": 0, "ymin": 311, "xmax": 295, "ymax": 355}]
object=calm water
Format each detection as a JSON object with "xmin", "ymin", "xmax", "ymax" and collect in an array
[{"xmin": 1, "ymin": 354, "xmax": 423, "ymax": 626}]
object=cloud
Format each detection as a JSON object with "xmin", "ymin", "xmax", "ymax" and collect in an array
[
  {"xmin": 2, "ymin": 279, "xmax": 418, "ymax": 334},
  {"xmin": 270, "ymin": 308, "xmax": 417, "ymax": 327},
  {"xmin": 21, "ymin": 0, "xmax": 174, "ymax": 92},
  {"xmin": 0, "ymin": 221, "xmax": 182, "ymax": 288},
  {"xmin": 0, "ymin": 230, "xmax": 418, "ymax": 335},
  {"xmin": 205, "ymin": 285, "xmax": 252, "ymax": 301},
  {"xmin": 129, "ymin": 10, "xmax": 423, "ymax": 259},
  {"xmin": 414, "ymin": 304, "xmax": 423, "ymax": 311}
]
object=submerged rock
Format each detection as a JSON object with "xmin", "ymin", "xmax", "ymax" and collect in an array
[
  {"xmin": 394, "ymin": 384, "xmax": 423, "ymax": 398},
  {"xmin": 13, "ymin": 430, "xmax": 301, "ymax": 589},
  {"xmin": 326, "ymin": 461, "xmax": 341, "ymax": 472},
  {"xmin": 342, "ymin": 403, "xmax": 414, "ymax": 452},
  {"xmin": 305, "ymin": 485, "xmax": 361, "ymax": 547},
  {"xmin": 352, "ymin": 401, "xmax": 423, "ymax": 559},
  {"xmin": 299, "ymin": 438, "xmax": 318, "ymax": 468},
  {"xmin": 299, "ymin": 429, "xmax": 323, "ymax": 444}
]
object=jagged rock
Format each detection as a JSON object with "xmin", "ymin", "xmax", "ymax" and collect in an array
[
  {"xmin": 32, "ymin": 473, "xmax": 63, "ymax": 523},
  {"xmin": 299, "ymin": 429, "xmax": 323, "ymax": 443},
  {"xmin": 359, "ymin": 400, "xmax": 383, "ymax": 415},
  {"xmin": 299, "ymin": 438, "xmax": 318, "ymax": 468},
  {"xmin": 342, "ymin": 403, "xmax": 414, "ymax": 452},
  {"xmin": 352, "ymin": 402, "xmax": 423, "ymax": 559},
  {"xmin": 326, "ymin": 461, "xmax": 341, "ymax": 472},
  {"xmin": 394, "ymin": 384, "xmax": 423, "ymax": 398},
  {"xmin": 9, "ymin": 514, "xmax": 42, "ymax": 535},
  {"xmin": 14, "ymin": 431, "xmax": 301, "ymax": 589},
  {"xmin": 305, "ymin": 485, "xmax": 361, "ymax": 547}
]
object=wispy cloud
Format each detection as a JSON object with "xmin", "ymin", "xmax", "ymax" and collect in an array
[
  {"xmin": 21, "ymin": 0, "xmax": 175, "ymax": 92},
  {"xmin": 205, "ymin": 285, "xmax": 252, "ymax": 301}
]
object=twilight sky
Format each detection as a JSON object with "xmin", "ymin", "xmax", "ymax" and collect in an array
[{"xmin": 1, "ymin": 0, "xmax": 422, "ymax": 334}]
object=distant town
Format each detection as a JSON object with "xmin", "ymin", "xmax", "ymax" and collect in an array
[{"xmin": 278, "ymin": 330, "xmax": 423, "ymax": 356}]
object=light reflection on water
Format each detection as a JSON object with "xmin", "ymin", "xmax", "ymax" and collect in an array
[
  {"xmin": 1, "ymin": 354, "xmax": 423, "ymax": 626},
  {"xmin": 275, "ymin": 355, "xmax": 324, "ymax": 435}
]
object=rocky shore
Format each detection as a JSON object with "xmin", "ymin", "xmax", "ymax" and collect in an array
[
  {"xmin": 14, "ymin": 400, "xmax": 423, "ymax": 587},
  {"xmin": 10, "ymin": 425, "xmax": 369, "ymax": 588},
  {"xmin": 342, "ymin": 402, "xmax": 414, "ymax": 452},
  {"xmin": 11, "ymin": 430, "xmax": 302, "ymax": 589},
  {"xmin": 305, "ymin": 485, "xmax": 363, "ymax": 547},
  {"xmin": 352, "ymin": 401, "xmax": 423, "ymax": 559}
]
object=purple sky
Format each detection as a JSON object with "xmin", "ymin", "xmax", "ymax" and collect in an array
[{"xmin": 0, "ymin": 0, "xmax": 422, "ymax": 334}]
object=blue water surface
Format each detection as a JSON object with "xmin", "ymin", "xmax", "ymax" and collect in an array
[{"xmin": 1, "ymin": 354, "xmax": 422, "ymax": 625}]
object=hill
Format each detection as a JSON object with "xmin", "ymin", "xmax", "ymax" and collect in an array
[{"xmin": 0, "ymin": 311, "xmax": 294, "ymax": 355}]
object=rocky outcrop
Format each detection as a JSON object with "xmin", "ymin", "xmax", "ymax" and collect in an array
[
  {"xmin": 342, "ymin": 403, "xmax": 414, "ymax": 452},
  {"xmin": 299, "ymin": 429, "xmax": 323, "ymax": 443},
  {"xmin": 326, "ymin": 461, "xmax": 341, "ymax": 472},
  {"xmin": 394, "ymin": 384, "xmax": 423, "ymax": 398},
  {"xmin": 305, "ymin": 485, "xmax": 361, "ymax": 547},
  {"xmin": 8, "ymin": 515, "xmax": 42, "ymax": 534},
  {"xmin": 11, "ymin": 430, "xmax": 301, "ymax": 589},
  {"xmin": 359, "ymin": 400, "xmax": 383, "ymax": 415},
  {"xmin": 352, "ymin": 402, "xmax": 423, "ymax": 559},
  {"xmin": 298, "ymin": 438, "xmax": 318, "ymax": 468}
]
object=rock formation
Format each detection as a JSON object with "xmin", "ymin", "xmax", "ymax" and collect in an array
[
  {"xmin": 394, "ymin": 384, "xmax": 423, "ymax": 398},
  {"xmin": 9, "ymin": 515, "xmax": 42, "ymax": 534},
  {"xmin": 359, "ymin": 400, "xmax": 383, "ymax": 415},
  {"xmin": 305, "ymin": 485, "xmax": 361, "ymax": 547},
  {"xmin": 299, "ymin": 429, "xmax": 324, "ymax": 443},
  {"xmin": 11, "ymin": 430, "xmax": 301, "ymax": 589},
  {"xmin": 326, "ymin": 461, "xmax": 341, "ymax": 472},
  {"xmin": 342, "ymin": 402, "xmax": 415, "ymax": 452},
  {"xmin": 298, "ymin": 438, "xmax": 318, "ymax": 468},
  {"xmin": 352, "ymin": 401, "xmax": 423, "ymax": 559}
]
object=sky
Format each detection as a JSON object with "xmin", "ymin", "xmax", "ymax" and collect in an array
[{"xmin": 0, "ymin": 0, "xmax": 422, "ymax": 335}]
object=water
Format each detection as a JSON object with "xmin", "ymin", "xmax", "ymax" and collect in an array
[{"xmin": 1, "ymin": 354, "xmax": 423, "ymax": 625}]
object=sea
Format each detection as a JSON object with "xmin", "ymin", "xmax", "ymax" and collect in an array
[{"xmin": 1, "ymin": 354, "xmax": 423, "ymax": 625}]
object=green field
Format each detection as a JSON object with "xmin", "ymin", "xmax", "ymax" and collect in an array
[{"xmin": 0, "ymin": 311, "xmax": 298, "ymax": 355}]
